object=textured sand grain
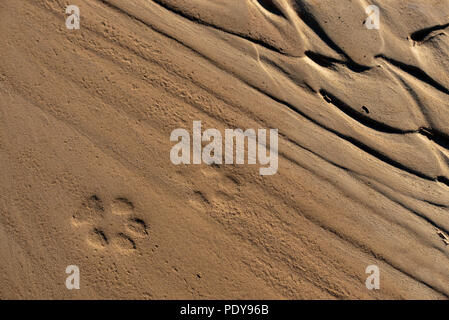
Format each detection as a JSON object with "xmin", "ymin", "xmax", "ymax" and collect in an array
[{"xmin": 0, "ymin": 0, "xmax": 449, "ymax": 299}]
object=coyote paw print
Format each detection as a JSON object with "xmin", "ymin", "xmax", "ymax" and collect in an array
[{"xmin": 72, "ymin": 195, "xmax": 149, "ymax": 252}]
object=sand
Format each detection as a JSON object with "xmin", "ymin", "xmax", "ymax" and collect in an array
[{"xmin": 0, "ymin": 0, "xmax": 448, "ymax": 299}]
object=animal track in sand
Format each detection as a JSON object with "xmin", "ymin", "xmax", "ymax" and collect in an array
[
  {"xmin": 188, "ymin": 167, "xmax": 244, "ymax": 211},
  {"xmin": 72, "ymin": 195, "xmax": 105, "ymax": 224},
  {"xmin": 111, "ymin": 197, "xmax": 134, "ymax": 216},
  {"xmin": 72, "ymin": 195, "xmax": 149, "ymax": 252}
]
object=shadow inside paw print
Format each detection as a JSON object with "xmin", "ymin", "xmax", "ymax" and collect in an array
[
  {"xmin": 111, "ymin": 198, "xmax": 134, "ymax": 216},
  {"xmin": 88, "ymin": 228, "xmax": 109, "ymax": 249},
  {"xmin": 72, "ymin": 195, "xmax": 105, "ymax": 224},
  {"xmin": 127, "ymin": 218, "xmax": 148, "ymax": 236},
  {"xmin": 112, "ymin": 233, "xmax": 137, "ymax": 250},
  {"xmin": 73, "ymin": 195, "xmax": 149, "ymax": 252}
]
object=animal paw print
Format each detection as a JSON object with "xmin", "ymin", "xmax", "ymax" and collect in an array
[{"xmin": 72, "ymin": 195, "xmax": 149, "ymax": 253}]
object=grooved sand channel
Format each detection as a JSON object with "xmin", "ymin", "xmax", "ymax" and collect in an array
[{"xmin": 0, "ymin": 0, "xmax": 449, "ymax": 299}]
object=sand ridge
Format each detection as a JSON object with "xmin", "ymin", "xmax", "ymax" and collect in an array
[{"xmin": 0, "ymin": 0, "xmax": 448, "ymax": 299}]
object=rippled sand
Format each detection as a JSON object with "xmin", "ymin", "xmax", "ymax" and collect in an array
[{"xmin": 1, "ymin": 0, "xmax": 449, "ymax": 299}]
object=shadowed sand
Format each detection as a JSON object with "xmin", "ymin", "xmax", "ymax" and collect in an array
[{"xmin": 0, "ymin": 0, "xmax": 449, "ymax": 299}]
